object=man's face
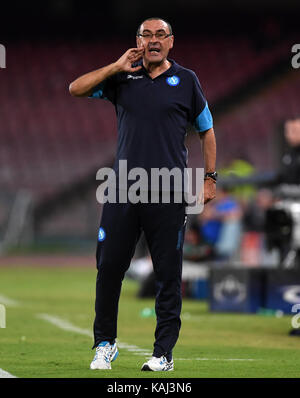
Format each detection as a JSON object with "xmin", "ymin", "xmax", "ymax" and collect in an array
[
  {"xmin": 136, "ymin": 19, "xmax": 174, "ymax": 64},
  {"xmin": 284, "ymin": 119, "xmax": 300, "ymax": 147}
]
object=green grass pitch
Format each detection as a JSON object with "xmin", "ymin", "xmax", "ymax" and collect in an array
[{"xmin": 0, "ymin": 264, "xmax": 300, "ymax": 378}]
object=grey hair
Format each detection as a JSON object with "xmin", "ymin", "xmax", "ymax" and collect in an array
[{"xmin": 136, "ymin": 17, "xmax": 173, "ymax": 36}]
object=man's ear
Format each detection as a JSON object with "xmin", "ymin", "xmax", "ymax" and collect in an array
[
  {"xmin": 169, "ymin": 35, "xmax": 174, "ymax": 50},
  {"xmin": 136, "ymin": 36, "xmax": 143, "ymax": 48}
]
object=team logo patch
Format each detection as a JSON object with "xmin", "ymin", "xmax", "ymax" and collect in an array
[
  {"xmin": 166, "ymin": 75, "xmax": 180, "ymax": 86},
  {"xmin": 98, "ymin": 227, "xmax": 106, "ymax": 242}
]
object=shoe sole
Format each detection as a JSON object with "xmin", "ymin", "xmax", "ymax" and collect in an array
[
  {"xmin": 90, "ymin": 349, "xmax": 119, "ymax": 370},
  {"xmin": 141, "ymin": 364, "xmax": 153, "ymax": 371},
  {"xmin": 141, "ymin": 363, "xmax": 174, "ymax": 371}
]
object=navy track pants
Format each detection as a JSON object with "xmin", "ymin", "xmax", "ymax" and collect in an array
[{"xmin": 92, "ymin": 198, "xmax": 187, "ymax": 360}]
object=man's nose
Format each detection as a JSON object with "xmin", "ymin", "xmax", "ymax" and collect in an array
[{"xmin": 149, "ymin": 35, "xmax": 159, "ymax": 44}]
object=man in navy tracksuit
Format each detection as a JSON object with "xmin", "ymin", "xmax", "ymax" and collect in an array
[{"xmin": 69, "ymin": 17, "xmax": 217, "ymax": 371}]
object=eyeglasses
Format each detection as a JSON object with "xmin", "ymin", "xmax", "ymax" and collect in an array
[{"xmin": 137, "ymin": 32, "xmax": 172, "ymax": 40}]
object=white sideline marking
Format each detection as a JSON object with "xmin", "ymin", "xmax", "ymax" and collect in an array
[
  {"xmin": 0, "ymin": 294, "xmax": 20, "ymax": 307},
  {"xmin": 36, "ymin": 313, "xmax": 93, "ymax": 337},
  {"xmin": 0, "ymin": 295, "xmax": 260, "ymax": 377},
  {"xmin": 36, "ymin": 313, "xmax": 153, "ymax": 356},
  {"xmin": 36, "ymin": 313, "xmax": 258, "ymax": 362},
  {"xmin": 0, "ymin": 295, "xmax": 19, "ymax": 378},
  {"xmin": 176, "ymin": 358, "xmax": 257, "ymax": 361},
  {"xmin": 0, "ymin": 368, "xmax": 17, "ymax": 378}
]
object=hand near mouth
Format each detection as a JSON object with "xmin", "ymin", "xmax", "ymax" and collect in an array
[{"xmin": 114, "ymin": 47, "xmax": 144, "ymax": 73}]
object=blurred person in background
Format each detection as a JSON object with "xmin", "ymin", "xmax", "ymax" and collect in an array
[
  {"xmin": 266, "ymin": 118, "xmax": 300, "ymax": 336},
  {"xmin": 264, "ymin": 118, "xmax": 300, "ymax": 269},
  {"xmin": 276, "ymin": 118, "xmax": 300, "ymax": 185},
  {"xmin": 242, "ymin": 188, "xmax": 275, "ymax": 266},
  {"xmin": 69, "ymin": 17, "xmax": 217, "ymax": 371},
  {"xmin": 183, "ymin": 220, "xmax": 213, "ymax": 262},
  {"xmin": 213, "ymin": 187, "xmax": 242, "ymax": 261},
  {"xmin": 187, "ymin": 186, "xmax": 242, "ymax": 263},
  {"xmin": 243, "ymin": 188, "xmax": 274, "ymax": 233},
  {"xmin": 199, "ymin": 186, "xmax": 242, "ymax": 262}
]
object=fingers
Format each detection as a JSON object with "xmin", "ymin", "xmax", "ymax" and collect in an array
[
  {"xmin": 127, "ymin": 47, "xmax": 144, "ymax": 55},
  {"xmin": 116, "ymin": 48, "xmax": 144, "ymax": 73},
  {"xmin": 204, "ymin": 192, "xmax": 216, "ymax": 204},
  {"xmin": 127, "ymin": 47, "xmax": 144, "ymax": 61},
  {"xmin": 128, "ymin": 47, "xmax": 144, "ymax": 54},
  {"xmin": 128, "ymin": 55, "xmax": 143, "ymax": 64},
  {"xmin": 202, "ymin": 179, "xmax": 216, "ymax": 204},
  {"xmin": 129, "ymin": 54, "xmax": 143, "ymax": 63},
  {"xmin": 130, "ymin": 65, "xmax": 142, "ymax": 72}
]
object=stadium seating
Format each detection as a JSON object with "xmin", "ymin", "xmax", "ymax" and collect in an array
[
  {"xmin": 173, "ymin": 36, "xmax": 290, "ymax": 103},
  {"xmin": 209, "ymin": 70, "xmax": 300, "ymax": 170},
  {"xmin": 0, "ymin": 36, "xmax": 297, "ymax": 198}
]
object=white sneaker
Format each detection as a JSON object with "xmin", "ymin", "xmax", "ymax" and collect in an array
[
  {"xmin": 90, "ymin": 341, "xmax": 119, "ymax": 370},
  {"xmin": 141, "ymin": 356, "xmax": 174, "ymax": 371}
]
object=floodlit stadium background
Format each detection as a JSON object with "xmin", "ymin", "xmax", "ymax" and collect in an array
[
  {"xmin": 1, "ymin": 0, "xmax": 300, "ymax": 379},
  {"xmin": 0, "ymin": 0, "xmax": 299, "ymax": 257}
]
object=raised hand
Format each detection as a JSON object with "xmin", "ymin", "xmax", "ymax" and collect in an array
[
  {"xmin": 69, "ymin": 47, "xmax": 144, "ymax": 97},
  {"xmin": 203, "ymin": 178, "xmax": 216, "ymax": 204},
  {"xmin": 114, "ymin": 47, "xmax": 144, "ymax": 73}
]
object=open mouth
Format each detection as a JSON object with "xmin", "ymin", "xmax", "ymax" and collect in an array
[{"xmin": 148, "ymin": 48, "xmax": 161, "ymax": 54}]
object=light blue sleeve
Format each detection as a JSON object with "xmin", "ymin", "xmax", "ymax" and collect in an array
[
  {"xmin": 88, "ymin": 82, "xmax": 106, "ymax": 99},
  {"xmin": 194, "ymin": 102, "xmax": 213, "ymax": 132}
]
